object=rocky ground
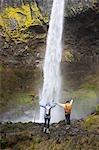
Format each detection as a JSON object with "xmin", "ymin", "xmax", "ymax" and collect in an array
[{"xmin": 0, "ymin": 112, "xmax": 99, "ymax": 150}]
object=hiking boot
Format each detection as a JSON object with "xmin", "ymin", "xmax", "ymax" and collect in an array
[
  {"xmin": 43, "ymin": 127, "xmax": 46, "ymax": 133},
  {"xmin": 46, "ymin": 128, "xmax": 50, "ymax": 134},
  {"xmin": 66, "ymin": 125, "xmax": 70, "ymax": 129}
]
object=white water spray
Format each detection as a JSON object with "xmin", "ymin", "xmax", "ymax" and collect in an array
[{"xmin": 39, "ymin": 0, "xmax": 65, "ymax": 123}]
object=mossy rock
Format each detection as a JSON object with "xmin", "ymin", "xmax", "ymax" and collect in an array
[
  {"xmin": 0, "ymin": 3, "xmax": 48, "ymax": 43},
  {"xmin": 83, "ymin": 114, "xmax": 99, "ymax": 130},
  {"xmin": 64, "ymin": 51, "xmax": 74, "ymax": 62}
]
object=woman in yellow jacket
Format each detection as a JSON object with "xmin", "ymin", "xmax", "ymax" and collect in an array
[{"xmin": 57, "ymin": 99, "xmax": 73, "ymax": 125}]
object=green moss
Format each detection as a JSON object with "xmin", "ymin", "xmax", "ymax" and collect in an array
[
  {"xmin": 81, "ymin": 74, "xmax": 99, "ymax": 91},
  {"xmin": 70, "ymin": 74, "xmax": 99, "ymax": 101},
  {"xmin": 96, "ymin": 105, "xmax": 99, "ymax": 112},
  {"xmin": 71, "ymin": 89, "xmax": 96, "ymax": 101},
  {"xmin": 83, "ymin": 114, "xmax": 99, "ymax": 129},
  {"xmin": 64, "ymin": 51, "xmax": 74, "ymax": 62},
  {"xmin": 0, "ymin": 64, "xmax": 4, "ymax": 72},
  {"xmin": 0, "ymin": 16, "xmax": 4, "ymax": 27},
  {"xmin": 0, "ymin": 4, "xmax": 48, "ymax": 43},
  {"xmin": 0, "ymin": 66, "xmax": 39, "ymax": 113}
]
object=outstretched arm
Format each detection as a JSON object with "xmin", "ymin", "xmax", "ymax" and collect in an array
[
  {"xmin": 57, "ymin": 103, "xmax": 65, "ymax": 109},
  {"xmin": 50, "ymin": 104, "xmax": 56, "ymax": 109},
  {"xmin": 40, "ymin": 105, "xmax": 46, "ymax": 109}
]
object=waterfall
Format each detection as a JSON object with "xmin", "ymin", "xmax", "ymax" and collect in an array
[{"xmin": 39, "ymin": 0, "xmax": 65, "ymax": 123}]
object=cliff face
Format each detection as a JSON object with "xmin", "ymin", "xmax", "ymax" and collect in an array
[
  {"xmin": 0, "ymin": 0, "xmax": 53, "ymax": 15},
  {"xmin": 0, "ymin": 0, "xmax": 99, "ymax": 67},
  {"xmin": 0, "ymin": 0, "xmax": 98, "ymax": 15},
  {"xmin": 0, "ymin": 1, "xmax": 48, "ymax": 67}
]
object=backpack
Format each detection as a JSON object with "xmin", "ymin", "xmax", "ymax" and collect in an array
[
  {"xmin": 65, "ymin": 103, "xmax": 71, "ymax": 113},
  {"xmin": 45, "ymin": 106, "xmax": 50, "ymax": 115}
]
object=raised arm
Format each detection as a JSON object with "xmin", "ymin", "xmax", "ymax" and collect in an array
[
  {"xmin": 57, "ymin": 102, "xmax": 65, "ymax": 108},
  {"xmin": 70, "ymin": 99, "xmax": 74, "ymax": 105}
]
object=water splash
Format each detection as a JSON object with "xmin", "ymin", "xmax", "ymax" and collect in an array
[{"xmin": 39, "ymin": 0, "xmax": 65, "ymax": 123}]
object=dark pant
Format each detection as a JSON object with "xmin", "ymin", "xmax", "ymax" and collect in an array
[
  {"xmin": 44, "ymin": 117, "xmax": 50, "ymax": 129},
  {"xmin": 65, "ymin": 113, "xmax": 70, "ymax": 125}
]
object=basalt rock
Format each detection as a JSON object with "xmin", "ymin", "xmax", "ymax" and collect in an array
[
  {"xmin": 0, "ymin": 0, "xmax": 99, "ymax": 67},
  {"xmin": 0, "ymin": 0, "xmax": 98, "ymax": 15}
]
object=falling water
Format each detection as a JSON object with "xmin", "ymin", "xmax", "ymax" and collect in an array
[{"xmin": 39, "ymin": 0, "xmax": 65, "ymax": 123}]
